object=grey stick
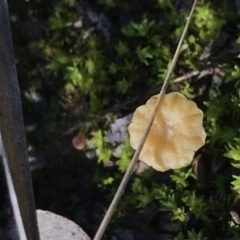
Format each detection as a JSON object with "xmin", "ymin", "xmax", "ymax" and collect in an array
[
  {"xmin": 0, "ymin": 0, "xmax": 39, "ymax": 239},
  {"xmin": 0, "ymin": 134, "xmax": 27, "ymax": 240}
]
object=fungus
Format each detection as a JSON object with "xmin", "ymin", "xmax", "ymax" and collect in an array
[
  {"xmin": 72, "ymin": 132, "xmax": 86, "ymax": 150},
  {"xmin": 128, "ymin": 92, "xmax": 206, "ymax": 172}
]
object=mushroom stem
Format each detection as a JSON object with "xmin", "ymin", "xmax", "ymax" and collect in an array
[{"xmin": 93, "ymin": 1, "xmax": 198, "ymax": 239}]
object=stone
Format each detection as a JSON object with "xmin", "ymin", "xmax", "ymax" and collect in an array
[{"xmin": 37, "ymin": 210, "xmax": 91, "ymax": 240}]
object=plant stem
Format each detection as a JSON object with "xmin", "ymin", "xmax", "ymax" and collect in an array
[{"xmin": 94, "ymin": 1, "xmax": 198, "ymax": 239}]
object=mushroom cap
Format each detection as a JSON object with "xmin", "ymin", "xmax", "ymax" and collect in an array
[
  {"xmin": 128, "ymin": 92, "xmax": 206, "ymax": 172},
  {"xmin": 72, "ymin": 132, "xmax": 86, "ymax": 150}
]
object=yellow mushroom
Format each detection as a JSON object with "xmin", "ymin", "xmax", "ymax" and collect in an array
[{"xmin": 128, "ymin": 92, "xmax": 206, "ymax": 172}]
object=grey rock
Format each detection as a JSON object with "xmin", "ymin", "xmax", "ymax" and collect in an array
[
  {"xmin": 123, "ymin": 206, "xmax": 158, "ymax": 231},
  {"xmin": 111, "ymin": 228, "xmax": 134, "ymax": 240},
  {"xmin": 1, "ymin": 210, "xmax": 91, "ymax": 240},
  {"xmin": 106, "ymin": 114, "xmax": 132, "ymax": 145},
  {"xmin": 37, "ymin": 210, "xmax": 91, "ymax": 240}
]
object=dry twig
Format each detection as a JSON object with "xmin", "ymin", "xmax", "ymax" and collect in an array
[
  {"xmin": 93, "ymin": 1, "xmax": 198, "ymax": 239},
  {"xmin": 173, "ymin": 67, "xmax": 225, "ymax": 83}
]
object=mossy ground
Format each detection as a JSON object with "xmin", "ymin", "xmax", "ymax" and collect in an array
[{"xmin": 1, "ymin": 0, "xmax": 240, "ymax": 239}]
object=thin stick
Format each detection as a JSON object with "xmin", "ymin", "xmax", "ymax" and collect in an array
[
  {"xmin": 94, "ymin": 1, "xmax": 198, "ymax": 239},
  {"xmin": 0, "ymin": 134, "xmax": 27, "ymax": 240},
  {"xmin": 173, "ymin": 67, "xmax": 225, "ymax": 83},
  {"xmin": 173, "ymin": 70, "xmax": 200, "ymax": 82}
]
